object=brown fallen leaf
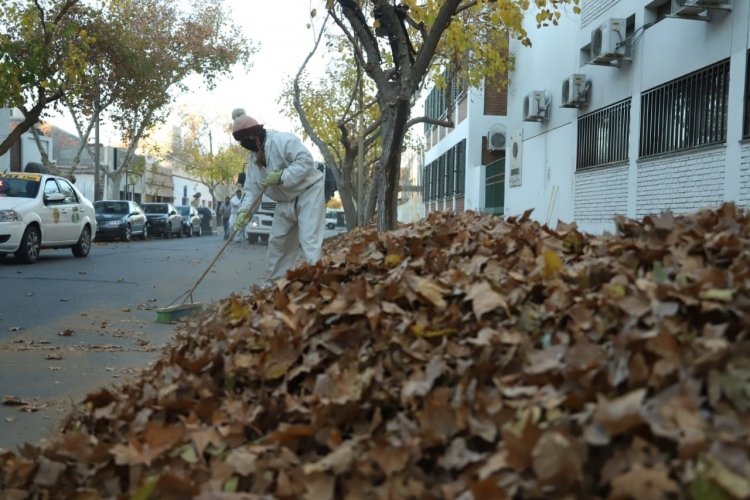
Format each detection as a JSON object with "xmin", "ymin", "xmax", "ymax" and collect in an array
[
  {"xmin": 57, "ymin": 329, "xmax": 74, "ymax": 337},
  {"xmin": 2, "ymin": 396, "xmax": 29, "ymax": 406},
  {"xmin": 122, "ymin": 308, "xmax": 131, "ymax": 312},
  {"xmin": 45, "ymin": 353, "xmax": 62, "ymax": 360},
  {"xmin": 7, "ymin": 327, "xmax": 20, "ymax": 331},
  {"xmin": 5, "ymin": 417, "xmax": 15, "ymax": 422}
]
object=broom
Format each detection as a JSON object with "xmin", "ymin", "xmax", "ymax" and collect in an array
[{"xmin": 155, "ymin": 187, "xmax": 267, "ymax": 323}]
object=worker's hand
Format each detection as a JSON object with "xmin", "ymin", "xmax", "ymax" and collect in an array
[
  {"xmin": 260, "ymin": 171, "xmax": 283, "ymax": 187},
  {"xmin": 233, "ymin": 209, "xmax": 250, "ymax": 231}
]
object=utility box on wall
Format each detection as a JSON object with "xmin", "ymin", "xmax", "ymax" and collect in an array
[{"xmin": 509, "ymin": 129, "xmax": 523, "ymax": 187}]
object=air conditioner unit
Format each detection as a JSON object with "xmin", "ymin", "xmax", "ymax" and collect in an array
[
  {"xmin": 487, "ymin": 124, "xmax": 506, "ymax": 151},
  {"xmin": 523, "ymin": 91, "xmax": 551, "ymax": 122},
  {"xmin": 590, "ymin": 19, "xmax": 630, "ymax": 66},
  {"xmin": 561, "ymin": 74, "xmax": 589, "ymax": 108},
  {"xmin": 671, "ymin": 0, "xmax": 731, "ymax": 18}
]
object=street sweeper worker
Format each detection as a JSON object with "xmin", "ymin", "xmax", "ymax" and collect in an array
[{"xmin": 231, "ymin": 108, "xmax": 326, "ymax": 287}]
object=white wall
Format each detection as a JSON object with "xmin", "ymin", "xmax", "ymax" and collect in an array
[
  {"xmin": 506, "ymin": 0, "xmax": 749, "ymax": 234},
  {"xmin": 172, "ymin": 174, "xmax": 211, "ymax": 207}
]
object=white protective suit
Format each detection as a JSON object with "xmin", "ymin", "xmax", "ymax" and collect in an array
[
  {"xmin": 240, "ymin": 130, "xmax": 325, "ymax": 286},
  {"xmin": 229, "ymin": 193, "xmax": 243, "ymax": 242}
]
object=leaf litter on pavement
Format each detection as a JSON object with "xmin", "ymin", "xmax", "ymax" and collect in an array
[{"xmin": 2, "ymin": 203, "xmax": 750, "ymax": 499}]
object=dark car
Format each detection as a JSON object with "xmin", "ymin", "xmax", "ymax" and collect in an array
[
  {"xmin": 141, "ymin": 202, "xmax": 183, "ymax": 239},
  {"xmin": 176, "ymin": 205, "xmax": 202, "ymax": 237},
  {"xmin": 197, "ymin": 206, "xmax": 214, "ymax": 235},
  {"xmin": 93, "ymin": 200, "xmax": 148, "ymax": 242}
]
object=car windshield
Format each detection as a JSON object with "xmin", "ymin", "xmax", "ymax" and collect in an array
[
  {"xmin": 177, "ymin": 206, "xmax": 190, "ymax": 216},
  {"xmin": 143, "ymin": 204, "xmax": 168, "ymax": 214},
  {"xmin": 0, "ymin": 174, "xmax": 41, "ymax": 199},
  {"xmin": 95, "ymin": 201, "xmax": 129, "ymax": 215}
]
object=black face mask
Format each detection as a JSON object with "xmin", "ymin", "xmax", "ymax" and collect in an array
[{"xmin": 240, "ymin": 137, "xmax": 258, "ymax": 152}]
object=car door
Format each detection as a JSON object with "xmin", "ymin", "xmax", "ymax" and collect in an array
[
  {"xmin": 168, "ymin": 203, "xmax": 181, "ymax": 233},
  {"xmin": 40, "ymin": 178, "xmax": 66, "ymax": 243},
  {"xmin": 129, "ymin": 202, "xmax": 145, "ymax": 234},
  {"xmin": 56, "ymin": 178, "xmax": 86, "ymax": 243}
]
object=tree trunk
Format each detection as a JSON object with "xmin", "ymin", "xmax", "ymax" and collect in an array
[
  {"xmin": 364, "ymin": 167, "xmax": 379, "ymax": 224},
  {"xmin": 376, "ymin": 95, "xmax": 411, "ymax": 232}
]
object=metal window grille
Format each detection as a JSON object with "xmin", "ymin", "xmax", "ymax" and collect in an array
[
  {"xmin": 456, "ymin": 140, "xmax": 466, "ymax": 195},
  {"xmin": 422, "ymin": 164, "xmax": 429, "ymax": 200},
  {"xmin": 431, "ymin": 160, "xmax": 440, "ymax": 201},
  {"xmin": 577, "ymin": 98, "xmax": 631, "ymax": 170},
  {"xmin": 744, "ymin": 51, "xmax": 750, "ymax": 138},
  {"xmin": 641, "ymin": 59, "xmax": 729, "ymax": 157},
  {"xmin": 448, "ymin": 146, "xmax": 455, "ymax": 196},
  {"xmin": 437, "ymin": 155, "xmax": 446, "ymax": 199}
]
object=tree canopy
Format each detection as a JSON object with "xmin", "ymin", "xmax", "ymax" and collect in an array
[{"xmin": 0, "ymin": 0, "xmax": 96, "ymax": 156}]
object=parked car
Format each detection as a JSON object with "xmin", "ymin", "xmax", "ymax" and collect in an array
[
  {"xmin": 94, "ymin": 200, "xmax": 148, "ymax": 241},
  {"xmin": 141, "ymin": 202, "xmax": 182, "ymax": 239},
  {"xmin": 176, "ymin": 205, "xmax": 202, "ymax": 237},
  {"xmin": 325, "ymin": 208, "xmax": 344, "ymax": 229},
  {"xmin": 0, "ymin": 172, "xmax": 97, "ymax": 263}
]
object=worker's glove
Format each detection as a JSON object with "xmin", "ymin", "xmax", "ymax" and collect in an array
[
  {"xmin": 260, "ymin": 171, "xmax": 283, "ymax": 187},
  {"xmin": 233, "ymin": 209, "xmax": 251, "ymax": 231}
]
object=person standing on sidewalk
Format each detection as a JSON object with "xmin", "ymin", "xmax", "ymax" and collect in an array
[
  {"xmin": 219, "ymin": 196, "xmax": 232, "ymax": 240},
  {"xmin": 228, "ymin": 188, "xmax": 244, "ymax": 243}
]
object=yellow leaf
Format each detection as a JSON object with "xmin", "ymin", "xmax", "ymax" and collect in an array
[
  {"xmin": 703, "ymin": 455, "xmax": 750, "ymax": 499},
  {"xmin": 180, "ymin": 444, "xmax": 199, "ymax": 464},
  {"xmin": 700, "ymin": 289, "xmax": 734, "ymax": 302},
  {"xmin": 542, "ymin": 249, "xmax": 563, "ymax": 280},
  {"xmin": 385, "ymin": 254, "xmax": 402, "ymax": 268},
  {"xmin": 131, "ymin": 475, "xmax": 158, "ymax": 500},
  {"xmin": 223, "ymin": 476, "xmax": 239, "ymax": 492},
  {"xmin": 410, "ymin": 275, "xmax": 448, "ymax": 309},
  {"xmin": 418, "ymin": 328, "xmax": 457, "ymax": 338}
]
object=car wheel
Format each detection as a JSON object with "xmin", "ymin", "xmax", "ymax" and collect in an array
[
  {"xmin": 72, "ymin": 226, "xmax": 91, "ymax": 258},
  {"xmin": 141, "ymin": 224, "xmax": 149, "ymax": 240},
  {"xmin": 326, "ymin": 223, "xmax": 335, "ymax": 230},
  {"xmin": 197, "ymin": 226, "xmax": 202, "ymax": 237},
  {"xmin": 186, "ymin": 225, "xmax": 192, "ymax": 238},
  {"xmin": 15, "ymin": 226, "xmax": 41, "ymax": 264},
  {"xmin": 165, "ymin": 224, "xmax": 172, "ymax": 239},
  {"xmin": 124, "ymin": 224, "xmax": 132, "ymax": 242},
  {"xmin": 177, "ymin": 224, "xmax": 183, "ymax": 238},
  {"xmin": 247, "ymin": 233, "xmax": 258, "ymax": 245}
]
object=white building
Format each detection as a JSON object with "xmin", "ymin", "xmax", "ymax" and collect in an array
[
  {"xmin": 422, "ymin": 68, "xmax": 509, "ymax": 218},
  {"xmin": 505, "ymin": 0, "xmax": 742, "ymax": 234}
]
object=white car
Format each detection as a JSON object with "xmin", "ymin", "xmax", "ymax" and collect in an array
[{"xmin": 0, "ymin": 172, "xmax": 97, "ymax": 264}]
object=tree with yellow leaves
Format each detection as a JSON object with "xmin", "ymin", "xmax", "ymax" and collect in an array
[{"xmin": 327, "ymin": 0, "xmax": 580, "ymax": 231}]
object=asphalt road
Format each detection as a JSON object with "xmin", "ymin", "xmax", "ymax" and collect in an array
[{"xmin": 0, "ymin": 229, "xmax": 274, "ymax": 451}]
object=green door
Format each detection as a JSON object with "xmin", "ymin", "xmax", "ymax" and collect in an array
[{"xmin": 485, "ymin": 158, "xmax": 505, "ymax": 215}]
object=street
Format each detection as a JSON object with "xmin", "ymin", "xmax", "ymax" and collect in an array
[{"xmin": 0, "ymin": 230, "xmax": 273, "ymax": 450}]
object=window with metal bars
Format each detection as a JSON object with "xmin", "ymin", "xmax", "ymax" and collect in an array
[
  {"xmin": 437, "ymin": 155, "xmax": 446, "ymax": 199},
  {"xmin": 640, "ymin": 59, "xmax": 729, "ymax": 158},
  {"xmin": 577, "ymin": 98, "xmax": 631, "ymax": 171},
  {"xmin": 456, "ymin": 140, "xmax": 466, "ymax": 195},
  {"xmin": 450, "ymin": 150, "xmax": 456, "ymax": 197},
  {"xmin": 744, "ymin": 51, "xmax": 750, "ymax": 138}
]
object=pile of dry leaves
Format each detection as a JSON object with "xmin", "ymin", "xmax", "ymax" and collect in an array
[{"xmin": 2, "ymin": 204, "xmax": 750, "ymax": 499}]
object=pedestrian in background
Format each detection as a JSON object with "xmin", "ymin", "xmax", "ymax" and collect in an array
[
  {"xmin": 229, "ymin": 188, "xmax": 244, "ymax": 243},
  {"xmin": 220, "ymin": 196, "xmax": 232, "ymax": 240}
]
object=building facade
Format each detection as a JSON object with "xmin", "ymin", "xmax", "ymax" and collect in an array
[
  {"xmin": 422, "ymin": 71, "xmax": 509, "ymax": 217},
  {"xmin": 505, "ymin": 0, "xmax": 742, "ymax": 234}
]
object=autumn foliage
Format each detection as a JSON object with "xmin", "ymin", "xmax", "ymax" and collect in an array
[{"xmin": 2, "ymin": 204, "xmax": 750, "ymax": 499}]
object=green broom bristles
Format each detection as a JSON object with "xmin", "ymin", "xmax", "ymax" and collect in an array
[{"xmin": 155, "ymin": 303, "xmax": 203, "ymax": 323}]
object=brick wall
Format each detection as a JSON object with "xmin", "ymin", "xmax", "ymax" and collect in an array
[
  {"xmin": 455, "ymin": 196, "xmax": 465, "ymax": 214},
  {"xmin": 484, "ymin": 76, "xmax": 507, "ymax": 116},
  {"xmin": 481, "ymin": 138, "xmax": 505, "ymax": 165},
  {"xmin": 636, "ymin": 149, "xmax": 725, "ymax": 218},
  {"xmin": 458, "ymin": 96, "xmax": 467, "ymax": 124},
  {"xmin": 574, "ymin": 164, "xmax": 628, "ymax": 222},
  {"xmin": 582, "ymin": 0, "xmax": 622, "ymax": 28},
  {"xmin": 740, "ymin": 145, "xmax": 750, "ymax": 206}
]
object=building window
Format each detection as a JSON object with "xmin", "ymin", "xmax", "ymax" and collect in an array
[
  {"xmin": 640, "ymin": 59, "xmax": 729, "ymax": 158},
  {"xmin": 485, "ymin": 158, "xmax": 505, "ymax": 215},
  {"xmin": 744, "ymin": 51, "xmax": 750, "ymax": 138},
  {"xmin": 577, "ymin": 98, "xmax": 631, "ymax": 170},
  {"xmin": 422, "ymin": 139, "xmax": 466, "ymax": 205}
]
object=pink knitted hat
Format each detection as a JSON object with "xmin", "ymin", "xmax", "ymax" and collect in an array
[{"xmin": 231, "ymin": 108, "xmax": 263, "ymax": 140}]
